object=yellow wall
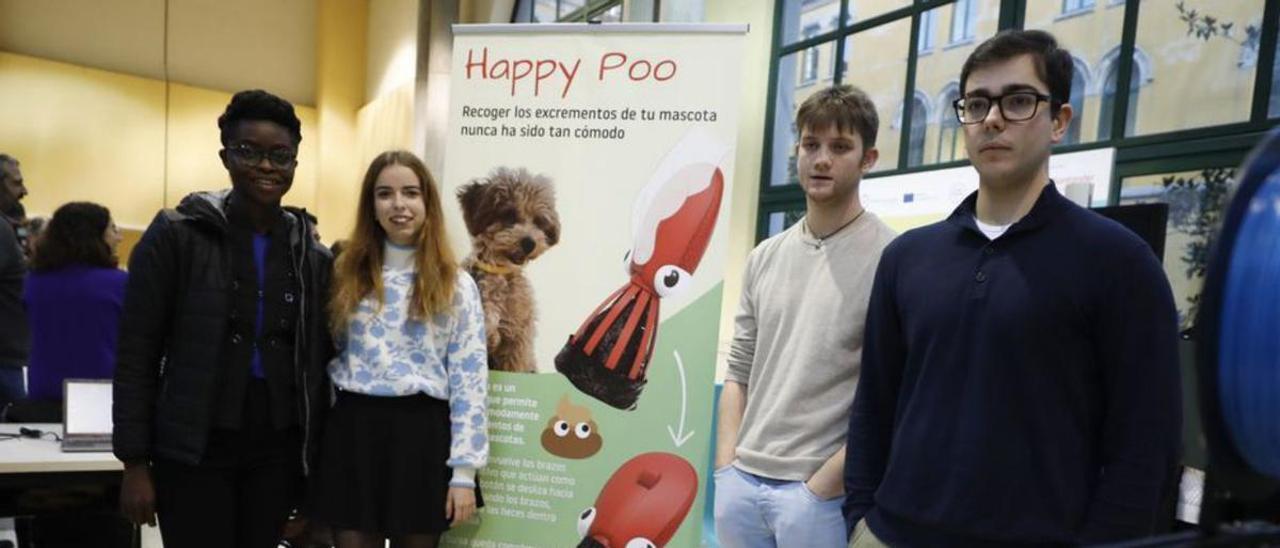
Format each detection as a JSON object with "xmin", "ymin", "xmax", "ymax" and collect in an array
[
  {"xmin": 705, "ymin": 0, "xmax": 774, "ymax": 380},
  {"xmin": 315, "ymin": 0, "xmax": 419, "ymax": 245},
  {"xmin": 0, "ymin": 51, "xmax": 165, "ymax": 229},
  {"xmin": 356, "ymin": 82, "xmax": 416, "ymax": 168},
  {"xmin": 316, "ymin": 0, "xmax": 369, "ymax": 245},
  {"xmin": 0, "ymin": 50, "xmax": 320, "ymax": 231},
  {"xmin": 366, "ymin": 0, "xmax": 419, "ymax": 101}
]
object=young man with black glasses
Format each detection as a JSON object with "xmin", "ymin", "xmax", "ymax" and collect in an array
[
  {"xmin": 113, "ymin": 89, "xmax": 334, "ymax": 548},
  {"xmin": 843, "ymin": 30, "xmax": 1182, "ymax": 546}
]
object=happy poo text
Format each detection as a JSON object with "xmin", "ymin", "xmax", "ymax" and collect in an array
[{"xmin": 465, "ymin": 47, "xmax": 680, "ymax": 98}]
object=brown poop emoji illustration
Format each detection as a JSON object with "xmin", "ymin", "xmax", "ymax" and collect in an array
[{"xmin": 540, "ymin": 395, "xmax": 603, "ymax": 459}]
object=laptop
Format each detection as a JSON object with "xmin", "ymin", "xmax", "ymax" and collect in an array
[{"xmin": 61, "ymin": 379, "xmax": 114, "ymax": 452}]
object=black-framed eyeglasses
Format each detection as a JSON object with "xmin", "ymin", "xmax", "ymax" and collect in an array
[
  {"xmin": 224, "ymin": 144, "xmax": 297, "ymax": 169},
  {"xmin": 952, "ymin": 92, "xmax": 1054, "ymax": 124}
]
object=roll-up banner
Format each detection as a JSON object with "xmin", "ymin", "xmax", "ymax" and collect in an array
[{"xmin": 439, "ymin": 23, "xmax": 747, "ymax": 548}]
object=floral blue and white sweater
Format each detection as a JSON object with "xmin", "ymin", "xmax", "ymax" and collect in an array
[{"xmin": 329, "ymin": 243, "xmax": 489, "ymax": 486}]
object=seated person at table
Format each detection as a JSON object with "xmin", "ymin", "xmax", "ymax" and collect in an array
[{"xmin": 12, "ymin": 202, "xmax": 126, "ymax": 421}]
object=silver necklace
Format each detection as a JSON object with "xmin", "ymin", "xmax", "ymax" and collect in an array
[{"xmin": 809, "ymin": 208, "xmax": 866, "ymax": 249}]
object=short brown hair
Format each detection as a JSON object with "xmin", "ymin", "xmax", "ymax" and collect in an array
[{"xmin": 794, "ymin": 85, "xmax": 879, "ymax": 149}]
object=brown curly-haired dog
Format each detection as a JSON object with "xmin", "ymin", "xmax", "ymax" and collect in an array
[{"xmin": 457, "ymin": 168, "xmax": 560, "ymax": 373}]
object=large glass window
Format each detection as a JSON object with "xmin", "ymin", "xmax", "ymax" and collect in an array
[
  {"xmin": 1026, "ymin": 0, "xmax": 1122, "ymax": 146},
  {"xmin": 769, "ymin": 46, "xmax": 835, "ymax": 186},
  {"xmin": 1130, "ymin": 0, "xmax": 1263, "ymax": 136},
  {"xmin": 841, "ymin": 16, "xmax": 911, "ymax": 172},
  {"xmin": 763, "ymin": 0, "xmax": 1275, "ymax": 210},
  {"xmin": 914, "ymin": 0, "xmax": 998, "ymax": 166}
]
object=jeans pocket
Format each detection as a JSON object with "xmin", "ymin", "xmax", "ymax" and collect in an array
[
  {"xmin": 713, "ymin": 463, "xmax": 735, "ymax": 477},
  {"xmin": 799, "ymin": 480, "xmax": 842, "ymax": 504},
  {"xmin": 798, "ymin": 481, "xmax": 824, "ymax": 503}
]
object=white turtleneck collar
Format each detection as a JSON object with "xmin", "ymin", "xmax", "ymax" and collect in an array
[{"xmin": 384, "ymin": 240, "xmax": 415, "ymax": 270}]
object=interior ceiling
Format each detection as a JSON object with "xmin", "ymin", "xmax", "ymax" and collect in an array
[{"xmin": 0, "ymin": 0, "xmax": 317, "ymax": 106}]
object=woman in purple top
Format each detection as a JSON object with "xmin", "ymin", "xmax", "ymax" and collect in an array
[{"xmin": 23, "ymin": 201, "xmax": 127, "ymax": 401}]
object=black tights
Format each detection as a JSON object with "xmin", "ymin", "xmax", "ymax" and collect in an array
[{"xmin": 334, "ymin": 529, "xmax": 440, "ymax": 548}]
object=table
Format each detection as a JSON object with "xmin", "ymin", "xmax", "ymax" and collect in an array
[
  {"xmin": 0, "ymin": 424, "xmax": 121, "ymax": 474},
  {"xmin": 0, "ymin": 424, "xmax": 134, "ymax": 548}
]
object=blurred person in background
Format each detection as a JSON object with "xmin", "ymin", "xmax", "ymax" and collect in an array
[
  {"xmin": 23, "ymin": 202, "xmax": 127, "ymax": 405},
  {"xmin": 23, "ymin": 216, "xmax": 47, "ymax": 258},
  {"xmin": 0, "ymin": 153, "xmax": 30, "ymax": 413}
]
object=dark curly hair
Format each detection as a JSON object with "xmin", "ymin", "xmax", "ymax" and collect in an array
[
  {"xmin": 217, "ymin": 89, "xmax": 302, "ymax": 147},
  {"xmin": 30, "ymin": 202, "xmax": 117, "ymax": 271}
]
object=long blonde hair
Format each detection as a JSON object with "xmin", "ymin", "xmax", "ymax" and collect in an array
[{"xmin": 329, "ymin": 150, "xmax": 457, "ymax": 333}]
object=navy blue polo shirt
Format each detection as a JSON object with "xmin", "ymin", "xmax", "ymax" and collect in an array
[{"xmin": 844, "ymin": 183, "xmax": 1182, "ymax": 546}]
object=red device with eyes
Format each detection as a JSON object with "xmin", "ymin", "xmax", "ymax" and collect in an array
[
  {"xmin": 575, "ymin": 452, "xmax": 699, "ymax": 548},
  {"xmin": 555, "ymin": 130, "xmax": 727, "ymax": 410}
]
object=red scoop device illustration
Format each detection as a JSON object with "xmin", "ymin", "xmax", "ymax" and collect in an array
[
  {"xmin": 575, "ymin": 452, "xmax": 699, "ymax": 548},
  {"xmin": 555, "ymin": 130, "xmax": 727, "ymax": 410}
]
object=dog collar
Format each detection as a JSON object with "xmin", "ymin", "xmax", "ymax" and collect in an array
[{"xmin": 473, "ymin": 260, "xmax": 518, "ymax": 275}]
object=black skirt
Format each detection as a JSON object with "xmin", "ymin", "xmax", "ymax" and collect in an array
[{"xmin": 310, "ymin": 390, "xmax": 482, "ymax": 535}]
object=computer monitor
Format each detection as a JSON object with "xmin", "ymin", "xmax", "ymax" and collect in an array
[
  {"xmin": 1093, "ymin": 202, "xmax": 1170, "ymax": 264},
  {"xmin": 61, "ymin": 379, "xmax": 113, "ymax": 452}
]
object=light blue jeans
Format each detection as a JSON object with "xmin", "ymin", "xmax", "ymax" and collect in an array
[{"xmin": 713, "ymin": 465, "xmax": 847, "ymax": 548}]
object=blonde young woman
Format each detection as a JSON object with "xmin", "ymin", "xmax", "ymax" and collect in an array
[{"xmin": 314, "ymin": 150, "xmax": 488, "ymax": 548}]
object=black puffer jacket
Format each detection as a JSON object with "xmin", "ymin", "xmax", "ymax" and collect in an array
[{"xmin": 112, "ymin": 189, "xmax": 334, "ymax": 475}]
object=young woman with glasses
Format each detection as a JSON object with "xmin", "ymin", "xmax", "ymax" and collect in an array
[{"xmin": 113, "ymin": 89, "xmax": 334, "ymax": 548}]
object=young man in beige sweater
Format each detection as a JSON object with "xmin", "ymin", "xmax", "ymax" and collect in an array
[{"xmin": 714, "ymin": 85, "xmax": 896, "ymax": 548}]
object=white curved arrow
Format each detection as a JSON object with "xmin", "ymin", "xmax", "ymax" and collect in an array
[{"xmin": 666, "ymin": 350, "xmax": 694, "ymax": 447}]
